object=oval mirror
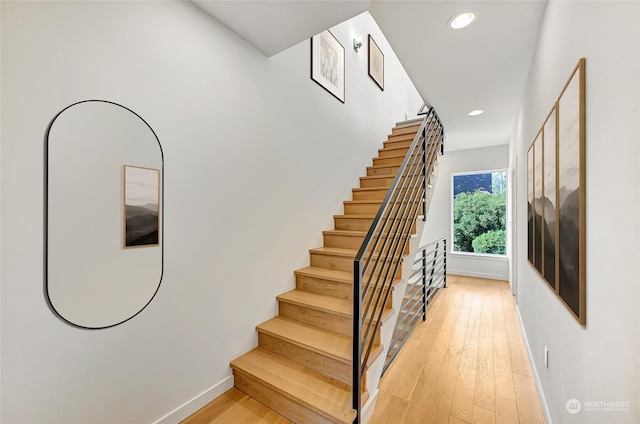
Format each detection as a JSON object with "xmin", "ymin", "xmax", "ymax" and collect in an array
[{"xmin": 45, "ymin": 100, "xmax": 163, "ymax": 329}]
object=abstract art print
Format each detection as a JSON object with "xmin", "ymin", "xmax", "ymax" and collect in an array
[
  {"xmin": 311, "ymin": 30, "xmax": 345, "ymax": 103},
  {"xmin": 557, "ymin": 59, "xmax": 586, "ymax": 323},
  {"xmin": 527, "ymin": 146, "xmax": 534, "ymax": 265},
  {"xmin": 526, "ymin": 58, "xmax": 585, "ymax": 325},
  {"xmin": 368, "ymin": 35, "xmax": 384, "ymax": 90},
  {"xmin": 543, "ymin": 106, "xmax": 557, "ymax": 290},
  {"xmin": 533, "ymin": 131, "xmax": 543, "ymax": 275},
  {"xmin": 124, "ymin": 165, "xmax": 160, "ymax": 248}
]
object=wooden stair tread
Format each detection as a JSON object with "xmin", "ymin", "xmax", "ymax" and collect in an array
[
  {"xmin": 352, "ymin": 187, "xmax": 390, "ymax": 192},
  {"xmin": 231, "ymin": 348, "xmax": 356, "ymax": 424},
  {"xmin": 324, "ymin": 229, "xmax": 417, "ymax": 239},
  {"xmin": 360, "ymin": 174, "xmax": 396, "ymax": 180},
  {"xmin": 296, "ymin": 261, "xmax": 405, "ymax": 284},
  {"xmin": 295, "ymin": 266, "xmax": 353, "ymax": 284},
  {"xmin": 334, "ymin": 214, "xmax": 377, "ymax": 219},
  {"xmin": 367, "ymin": 165, "xmax": 400, "ymax": 171},
  {"xmin": 258, "ymin": 317, "xmax": 352, "ymax": 364},
  {"xmin": 278, "ymin": 289, "xmax": 352, "ymax": 317},
  {"xmin": 375, "ymin": 152, "xmax": 408, "ymax": 159},
  {"xmin": 310, "ymin": 246, "xmax": 358, "ymax": 257}
]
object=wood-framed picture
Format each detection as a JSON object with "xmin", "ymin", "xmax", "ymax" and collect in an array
[
  {"xmin": 124, "ymin": 165, "xmax": 160, "ymax": 248},
  {"xmin": 368, "ymin": 35, "xmax": 384, "ymax": 90},
  {"xmin": 542, "ymin": 105, "xmax": 558, "ymax": 290},
  {"xmin": 311, "ymin": 30, "xmax": 345, "ymax": 103},
  {"xmin": 527, "ymin": 145, "xmax": 534, "ymax": 265},
  {"xmin": 533, "ymin": 130, "xmax": 543, "ymax": 275},
  {"xmin": 557, "ymin": 58, "xmax": 586, "ymax": 324}
]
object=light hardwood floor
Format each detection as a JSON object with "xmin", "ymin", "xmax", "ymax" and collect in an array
[{"xmin": 181, "ymin": 275, "xmax": 545, "ymax": 424}]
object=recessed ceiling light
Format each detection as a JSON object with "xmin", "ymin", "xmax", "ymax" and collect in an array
[
  {"xmin": 448, "ymin": 10, "xmax": 477, "ymax": 29},
  {"xmin": 468, "ymin": 109, "xmax": 485, "ymax": 116}
]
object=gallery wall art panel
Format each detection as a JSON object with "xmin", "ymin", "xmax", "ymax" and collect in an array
[
  {"xmin": 368, "ymin": 35, "xmax": 384, "ymax": 90},
  {"xmin": 543, "ymin": 106, "xmax": 557, "ymax": 290},
  {"xmin": 526, "ymin": 58, "xmax": 585, "ymax": 325},
  {"xmin": 533, "ymin": 131, "xmax": 543, "ymax": 275},
  {"xmin": 527, "ymin": 146, "xmax": 534, "ymax": 265},
  {"xmin": 311, "ymin": 30, "xmax": 345, "ymax": 103},
  {"xmin": 124, "ymin": 165, "xmax": 160, "ymax": 248},
  {"xmin": 557, "ymin": 59, "xmax": 586, "ymax": 324}
]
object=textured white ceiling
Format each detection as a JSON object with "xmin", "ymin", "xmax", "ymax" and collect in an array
[{"xmin": 191, "ymin": 0, "xmax": 548, "ymax": 152}]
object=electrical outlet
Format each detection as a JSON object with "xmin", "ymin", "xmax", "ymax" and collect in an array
[{"xmin": 544, "ymin": 346, "xmax": 549, "ymax": 368}]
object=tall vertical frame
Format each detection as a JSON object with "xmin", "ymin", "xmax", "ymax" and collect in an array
[{"xmin": 557, "ymin": 59, "xmax": 586, "ymax": 324}]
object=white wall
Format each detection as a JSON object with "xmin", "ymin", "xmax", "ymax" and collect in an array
[
  {"xmin": 423, "ymin": 144, "xmax": 510, "ymax": 281},
  {"xmin": 0, "ymin": 2, "xmax": 422, "ymax": 423},
  {"xmin": 510, "ymin": 1, "xmax": 640, "ymax": 423}
]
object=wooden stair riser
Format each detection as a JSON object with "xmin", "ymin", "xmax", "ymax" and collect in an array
[
  {"xmin": 367, "ymin": 165, "xmax": 400, "ymax": 176},
  {"xmin": 296, "ymin": 273, "xmax": 352, "ymax": 300},
  {"xmin": 383, "ymin": 139, "xmax": 413, "ymax": 150},
  {"xmin": 373, "ymin": 156, "xmax": 404, "ymax": 167},
  {"xmin": 258, "ymin": 333, "xmax": 352, "ymax": 389},
  {"xmin": 387, "ymin": 132, "xmax": 416, "ymax": 142},
  {"xmin": 378, "ymin": 146, "xmax": 409, "ymax": 158},
  {"xmin": 334, "ymin": 216, "xmax": 417, "ymax": 234},
  {"xmin": 278, "ymin": 302, "xmax": 352, "ymax": 337},
  {"xmin": 353, "ymin": 185, "xmax": 425, "ymax": 200},
  {"xmin": 391, "ymin": 124, "xmax": 421, "ymax": 136},
  {"xmin": 295, "ymin": 269, "xmax": 403, "ymax": 303},
  {"xmin": 343, "ymin": 200, "xmax": 419, "ymax": 215},
  {"xmin": 343, "ymin": 201, "xmax": 382, "ymax": 215},
  {"xmin": 233, "ymin": 371, "xmax": 339, "ymax": 424},
  {"xmin": 278, "ymin": 302, "xmax": 383, "ymax": 346},
  {"xmin": 323, "ymin": 231, "xmax": 411, "ymax": 255},
  {"xmin": 383, "ymin": 138, "xmax": 441, "ymax": 151},
  {"xmin": 310, "ymin": 250, "xmax": 403, "ymax": 275},
  {"xmin": 359, "ymin": 176, "xmax": 396, "ymax": 188}
]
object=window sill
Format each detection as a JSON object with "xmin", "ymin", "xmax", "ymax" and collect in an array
[{"xmin": 450, "ymin": 252, "xmax": 509, "ymax": 261}]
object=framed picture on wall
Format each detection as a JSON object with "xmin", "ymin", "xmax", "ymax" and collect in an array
[
  {"xmin": 542, "ymin": 106, "xmax": 558, "ymax": 290},
  {"xmin": 311, "ymin": 30, "xmax": 345, "ymax": 103},
  {"xmin": 527, "ymin": 145, "xmax": 534, "ymax": 265},
  {"xmin": 533, "ymin": 130, "xmax": 543, "ymax": 275},
  {"xmin": 368, "ymin": 35, "xmax": 384, "ymax": 90},
  {"xmin": 557, "ymin": 58, "xmax": 586, "ymax": 324},
  {"xmin": 124, "ymin": 165, "xmax": 160, "ymax": 248}
]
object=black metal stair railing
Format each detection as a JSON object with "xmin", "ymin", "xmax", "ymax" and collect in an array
[
  {"xmin": 382, "ymin": 237, "xmax": 447, "ymax": 374},
  {"xmin": 352, "ymin": 108, "xmax": 444, "ymax": 422}
]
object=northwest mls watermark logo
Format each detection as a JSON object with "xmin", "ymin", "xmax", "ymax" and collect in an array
[
  {"xmin": 566, "ymin": 398, "xmax": 630, "ymax": 414},
  {"xmin": 566, "ymin": 399, "xmax": 581, "ymax": 414}
]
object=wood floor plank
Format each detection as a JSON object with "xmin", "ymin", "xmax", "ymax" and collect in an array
[
  {"xmin": 473, "ymin": 333, "xmax": 495, "ymax": 411},
  {"xmin": 495, "ymin": 394, "xmax": 519, "ymax": 424},
  {"xmin": 493, "ymin": 330, "xmax": 516, "ymax": 401},
  {"xmin": 472, "ymin": 404, "xmax": 496, "ymax": 424},
  {"xmin": 449, "ymin": 337, "xmax": 478, "ymax": 422},
  {"xmin": 508, "ymin": 342, "xmax": 532, "ymax": 377},
  {"xmin": 513, "ymin": 373, "xmax": 545, "ymax": 424},
  {"xmin": 449, "ymin": 415, "xmax": 471, "ymax": 424}
]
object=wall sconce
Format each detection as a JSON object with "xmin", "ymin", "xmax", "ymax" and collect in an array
[{"xmin": 353, "ymin": 33, "xmax": 363, "ymax": 52}]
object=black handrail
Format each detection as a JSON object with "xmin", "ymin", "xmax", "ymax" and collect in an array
[{"xmin": 352, "ymin": 109, "xmax": 444, "ymax": 422}]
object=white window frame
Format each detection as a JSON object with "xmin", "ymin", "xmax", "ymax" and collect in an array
[{"xmin": 450, "ymin": 168, "xmax": 509, "ymax": 257}]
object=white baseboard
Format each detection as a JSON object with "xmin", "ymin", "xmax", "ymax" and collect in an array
[
  {"xmin": 152, "ymin": 375, "xmax": 234, "ymax": 424},
  {"xmin": 516, "ymin": 306, "xmax": 552, "ymax": 424},
  {"xmin": 448, "ymin": 269, "xmax": 509, "ymax": 281}
]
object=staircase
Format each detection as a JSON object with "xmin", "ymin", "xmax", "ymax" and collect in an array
[{"xmin": 230, "ymin": 112, "xmax": 444, "ymax": 424}]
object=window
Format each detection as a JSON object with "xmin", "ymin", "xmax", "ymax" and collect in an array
[{"xmin": 452, "ymin": 170, "xmax": 507, "ymax": 255}]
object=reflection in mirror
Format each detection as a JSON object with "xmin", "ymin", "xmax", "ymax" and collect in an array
[{"xmin": 45, "ymin": 100, "xmax": 163, "ymax": 329}]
